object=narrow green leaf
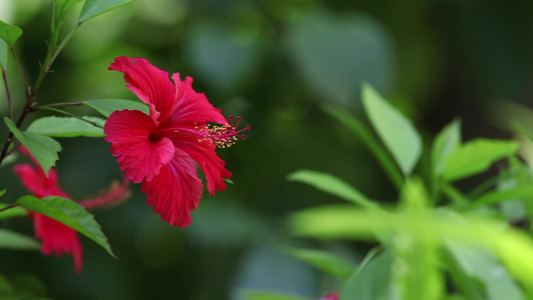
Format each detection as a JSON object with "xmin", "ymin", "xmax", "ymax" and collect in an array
[
  {"xmin": 0, "ymin": 38, "xmax": 8, "ymax": 70},
  {"xmin": 79, "ymin": 0, "xmax": 135, "ymax": 22},
  {"xmin": 0, "ymin": 203, "xmax": 27, "ymax": 220},
  {"xmin": 0, "ymin": 189, "xmax": 5, "ymax": 197},
  {"xmin": 288, "ymin": 170, "xmax": 378, "ymax": 209},
  {"xmin": 0, "ymin": 20, "xmax": 23, "ymax": 45},
  {"xmin": 27, "ymin": 116, "xmax": 105, "ymax": 137},
  {"xmin": 470, "ymin": 186, "xmax": 533, "ymax": 209},
  {"xmin": 240, "ymin": 290, "xmax": 311, "ymax": 300},
  {"xmin": 0, "ymin": 228, "xmax": 40, "ymax": 250},
  {"xmin": 362, "ymin": 83, "xmax": 422, "ymax": 175},
  {"xmin": 340, "ymin": 249, "xmax": 396, "ymax": 300},
  {"xmin": 322, "ymin": 104, "xmax": 403, "ymax": 189},
  {"xmin": 4, "ymin": 117, "xmax": 61, "ymax": 176},
  {"xmin": 443, "ymin": 139, "xmax": 519, "ymax": 182},
  {"xmin": 84, "ymin": 99, "xmax": 149, "ymax": 117},
  {"xmin": 17, "ymin": 195, "xmax": 115, "ymax": 257},
  {"xmin": 432, "ymin": 119, "xmax": 461, "ymax": 177},
  {"xmin": 446, "ymin": 241, "xmax": 524, "ymax": 300},
  {"xmin": 283, "ymin": 247, "xmax": 356, "ymax": 280}
]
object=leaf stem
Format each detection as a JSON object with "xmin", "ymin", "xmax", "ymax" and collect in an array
[
  {"xmin": 0, "ymin": 203, "xmax": 17, "ymax": 213},
  {"xmin": 40, "ymin": 101, "xmax": 84, "ymax": 108},
  {"xmin": 35, "ymin": 106, "xmax": 104, "ymax": 128},
  {"xmin": 2, "ymin": 69, "xmax": 13, "ymax": 120}
]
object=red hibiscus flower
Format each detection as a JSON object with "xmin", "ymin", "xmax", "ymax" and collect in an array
[
  {"xmin": 104, "ymin": 57, "xmax": 248, "ymax": 227},
  {"xmin": 14, "ymin": 148, "xmax": 83, "ymax": 273}
]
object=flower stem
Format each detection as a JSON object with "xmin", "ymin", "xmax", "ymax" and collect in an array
[{"xmin": 2, "ymin": 69, "xmax": 13, "ymax": 120}]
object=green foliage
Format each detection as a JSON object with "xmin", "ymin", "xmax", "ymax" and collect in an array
[
  {"xmin": 340, "ymin": 249, "xmax": 396, "ymax": 300},
  {"xmin": 16, "ymin": 196, "xmax": 115, "ymax": 257},
  {"xmin": 287, "ymin": 170, "xmax": 377, "ymax": 209},
  {"xmin": 282, "ymin": 83, "xmax": 533, "ymax": 300},
  {"xmin": 54, "ymin": 0, "xmax": 83, "ymax": 13},
  {"xmin": 4, "ymin": 118, "xmax": 61, "ymax": 176},
  {"xmin": 443, "ymin": 139, "xmax": 519, "ymax": 182},
  {"xmin": 79, "ymin": 0, "xmax": 135, "ymax": 23},
  {"xmin": 0, "ymin": 38, "xmax": 8, "ymax": 70},
  {"xmin": 446, "ymin": 241, "xmax": 523, "ymax": 300},
  {"xmin": 27, "ymin": 116, "xmax": 105, "ymax": 138},
  {"xmin": 362, "ymin": 83, "xmax": 421, "ymax": 176},
  {"xmin": 431, "ymin": 119, "xmax": 461, "ymax": 177},
  {"xmin": 283, "ymin": 247, "xmax": 356, "ymax": 280},
  {"xmin": 84, "ymin": 99, "xmax": 149, "ymax": 117},
  {"xmin": 0, "ymin": 228, "xmax": 40, "ymax": 250},
  {"xmin": 322, "ymin": 104, "xmax": 403, "ymax": 189},
  {"xmin": 0, "ymin": 20, "xmax": 23, "ymax": 46}
]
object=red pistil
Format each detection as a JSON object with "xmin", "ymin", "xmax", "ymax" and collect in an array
[{"xmin": 201, "ymin": 115, "xmax": 251, "ymax": 149}]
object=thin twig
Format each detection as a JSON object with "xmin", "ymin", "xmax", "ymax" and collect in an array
[
  {"xmin": 39, "ymin": 101, "xmax": 84, "ymax": 108},
  {"xmin": 0, "ymin": 203, "xmax": 17, "ymax": 213},
  {"xmin": 2, "ymin": 69, "xmax": 13, "ymax": 120}
]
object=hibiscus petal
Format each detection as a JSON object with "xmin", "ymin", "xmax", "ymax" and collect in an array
[
  {"xmin": 32, "ymin": 212, "xmax": 83, "ymax": 273},
  {"xmin": 109, "ymin": 57, "xmax": 176, "ymax": 121},
  {"xmin": 104, "ymin": 110, "xmax": 175, "ymax": 183},
  {"xmin": 141, "ymin": 150, "xmax": 203, "ymax": 227},
  {"xmin": 158, "ymin": 73, "xmax": 227, "ymax": 127},
  {"xmin": 165, "ymin": 131, "xmax": 232, "ymax": 195},
  {"xmin": 14, "ymin": 164, "xmax": 66, "ymax": 198}
]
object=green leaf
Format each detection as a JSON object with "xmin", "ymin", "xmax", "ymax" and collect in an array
[
  {"xmin": 322, "ymin": 104, "xmax": 403, "ymax": 189},
  {"xmin": 4, "ymin": 117, "xmax": 61, "ymax": 176},
  {"xmin": 0, "ymin": 20, "xmax": 23, "ymax": 45},
  {"xmin": 283, "ymin": 247, "xmax": 356, "ymax": 280},
  {"xmin": 0, "ymin": 203, "xmax": 27, "ymax": 220},
  {"xmin": 446, "ymin": 241, "xmax": 524, "ymax": 300},
  {"xmin": 0, "ymin": 38, "xmax": 8, "ymax": 70},
  {"xmin": 84, "ymin": 99, "xmax": 149, "ymax": 117},
  {"xmin": 432, "ymin": 119, "xmax": 461, "ymax": 177},
  {"xmin": 362, "ymin": 83, "xmax": 422, "ymax": 175},
  {"xmin": 0, "ymin": 228, "xmax": 40, "ymax": 250},
  {"xmin": 27, "ymin": 116, "xmax": 105, "ymax": 138},
  {"xmin": 287, "ymin": 170, "xmax": 377, "ymax": 209},
  {"xmin": 470, "ymin": 186, "xmax": 533, "ymax": 209},
  {"xmin": 16, "ymin": 195, "xmax": 115, "ymax": 257},
  {"xmin": 79, "ymin": 0, "xmax": 135, "ymax": 22},
  {"xmin": 340, "ymin": 249, "xmax": 396, "ymax": 300},
  {"xmin": 55, "ymin": 0, "xmax": 83, "ymax": 12},
  {"xmin": 240, "ymin": 290, "xmax": 311, "ymax": 300},
  {"xmin": 443, "ymin": 139, "xmax": 519, "ymax": 182}
]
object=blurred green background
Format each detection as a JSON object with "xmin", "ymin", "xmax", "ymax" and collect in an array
[{"xmin": 1, "ymin": 0, "xmax": 533, "ymax": 299}]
